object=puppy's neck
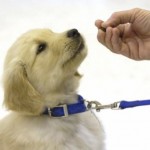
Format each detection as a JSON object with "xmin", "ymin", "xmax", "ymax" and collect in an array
[{"xmin": 43, "ymin": 73, "xmax": 81, "ymax": 108}]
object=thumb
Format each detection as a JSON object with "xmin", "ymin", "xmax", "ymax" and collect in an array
[{"xmin": 102, "ymin": 9, "xmax": 137, "ymax": 28}]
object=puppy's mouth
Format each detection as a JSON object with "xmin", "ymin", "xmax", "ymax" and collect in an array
[
  {"xmin": 63, "ymin": 40, "xmax": 84, "ymax": 66},
  {"xmin": 71, "ymin": 41, "xmax": 84, "ymax": 59}
]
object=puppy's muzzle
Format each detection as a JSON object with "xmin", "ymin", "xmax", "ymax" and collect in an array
[
  {"xmin": 66, "ymin": 28, "xmax": 85, "ymax": 61},
  {"xmin": 67, "ymin": 29, "xmax": 80, "ymax": 38}
]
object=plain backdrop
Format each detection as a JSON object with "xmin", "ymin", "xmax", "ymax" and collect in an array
[{"xmin": 0, "ymin": 0, "xmax": 150, "ymax": 150}]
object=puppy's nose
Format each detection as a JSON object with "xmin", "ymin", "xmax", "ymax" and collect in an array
[{"xmin": 67, "ymin": 29, "xmax": 80, "ymax": 38}]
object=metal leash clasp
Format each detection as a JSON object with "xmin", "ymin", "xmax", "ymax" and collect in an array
[
  {"xmin": 87, "ymin": 101, "xmax": 102, "ymax": 112},
  {"xmin": 86, "ymin": 100, "xmax": 121, "ymax": 112}
]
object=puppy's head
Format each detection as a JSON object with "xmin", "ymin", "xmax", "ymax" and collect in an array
[{"xmin": 3, "ymin": 28, "xmax": 87, "ymax": 115}]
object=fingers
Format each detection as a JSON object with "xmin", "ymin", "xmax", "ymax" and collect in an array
[
  {"xmin": 96, "ymin": 25, "xmax": 142, "ymax": 59},
  {"xmin": 97, "ymin": 27, "xmax": 116, "ymax": 50},
  {"xmin": 111, "ymin": 28, "xmax": 121, "ymax": 53},
  {"xmin": 95, "ymin": 17, "xmax": 132, "ymax": 57},
  {"xmin": 97, "ymin": 28, "xmax": 105, "ymax": 44},
  {"xmin": 111, "ymin": 28, "xmax": 130, "ymax": 58},
  {"xmin": 105, "ymin": 27, "xmax": 113, "ymax": 50},
  {"xmin": 97, "ymin": 26, "xmax": 129, "ymax": 55}
]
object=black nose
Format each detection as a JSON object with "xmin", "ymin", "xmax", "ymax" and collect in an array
[{"xmin": 67, "ymin": 29, "xmax": 80, "ymax": 38}]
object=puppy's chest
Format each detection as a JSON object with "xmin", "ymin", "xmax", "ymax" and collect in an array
[{"xmin": 12, "ymin": 114, "xmax": 101, "ymax": 149}]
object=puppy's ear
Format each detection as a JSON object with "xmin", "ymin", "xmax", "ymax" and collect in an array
[{"xmin": 3, "ymin": 60, "xmax": 44, "ymax": 115}]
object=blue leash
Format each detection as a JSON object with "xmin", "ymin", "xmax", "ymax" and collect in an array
[{"xmin": 119, "ymin": 100, "xmax": 150, "ymax": 109}]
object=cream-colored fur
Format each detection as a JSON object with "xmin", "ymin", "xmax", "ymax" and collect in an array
[{"xmin": 0, "ymin": 29, "xmax": 104, "ymax": 150}]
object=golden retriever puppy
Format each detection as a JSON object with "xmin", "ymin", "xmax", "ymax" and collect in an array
[{"xmin": 0, "ymin": 28, "xmax": 104, "ymax": 150}]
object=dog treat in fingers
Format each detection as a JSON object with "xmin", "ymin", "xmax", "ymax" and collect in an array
[{"xmin": 100, "ymin": 27, "xmax": 106, "ymax": 32}]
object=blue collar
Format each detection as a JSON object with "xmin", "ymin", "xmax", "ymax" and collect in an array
[{"xmin": 43, "ymin": 95, "xmax": 87, "ymax": 117}]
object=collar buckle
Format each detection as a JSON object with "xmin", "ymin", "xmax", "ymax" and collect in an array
[{"xmin": 48, "ymin": 104, "xmax": 69, "ymax": 118}]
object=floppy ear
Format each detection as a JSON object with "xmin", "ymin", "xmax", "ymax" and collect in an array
[{"xmin": 3, "ymin": 60, "xmax": 44, "ymax": 115}]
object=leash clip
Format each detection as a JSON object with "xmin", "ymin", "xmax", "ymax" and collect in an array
[
  {"xmin": 87, "ymin": 101, "xmax": 102, "ymax": 112},
  {"xmin": 86, "ymin": 100, "xmax": 121, "ymax": 111}
]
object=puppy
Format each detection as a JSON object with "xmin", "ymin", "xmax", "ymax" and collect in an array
[{"xmin": 0, "ymin": 28, "xmax": 104, "ymax": 150}]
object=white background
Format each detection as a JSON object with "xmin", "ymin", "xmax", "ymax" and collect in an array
[{"xmin": 0, "ymin": 0, "xmax": 150, "ymax": 150}]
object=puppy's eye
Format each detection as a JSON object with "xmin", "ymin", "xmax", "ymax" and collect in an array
[{"xmin": 37, "ymin": 43, "xmax": 47, "ymax": 55}]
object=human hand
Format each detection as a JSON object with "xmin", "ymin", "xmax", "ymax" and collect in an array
[{"xmin": 95, "ymin": 8, "xmax": 150, "ymax": 60}]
